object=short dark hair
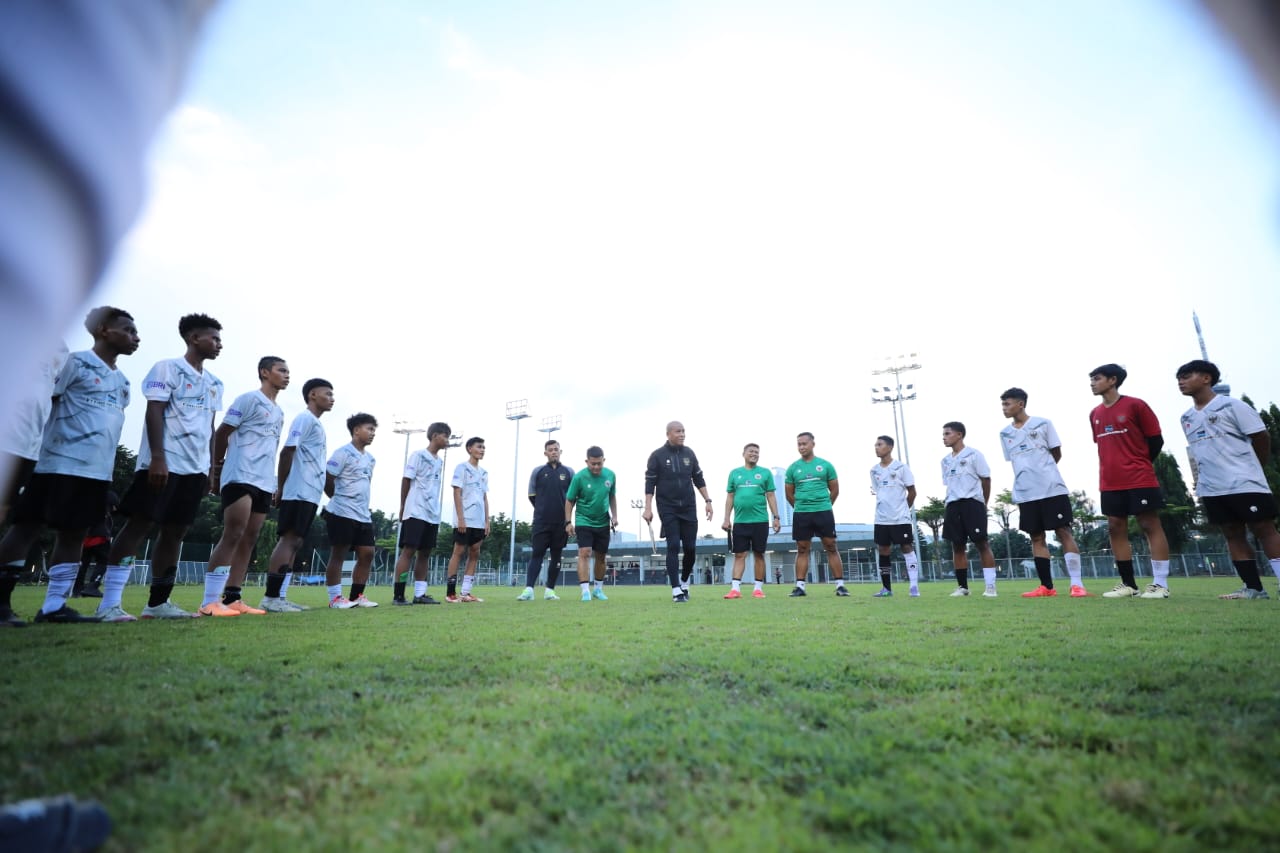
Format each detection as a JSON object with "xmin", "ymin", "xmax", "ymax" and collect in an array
[
  {"xmin": 943, "ymin": 421, "xmax": 966, "ymax": 437},
  {"xmin": 1001, "ymin": 387, "xmax": 1028, "ymax": 403},
  {"xmin": 347, "ymin": 413, "xmax": 377, "ymax": 433},
  {"xmin": 466, "ymin": 436, "xmax": 484, "ymax": 449},
  {"xmin": 1090, "ymin": 363, "xmax": 1127, "ymax": 387},
  {"xmin": 428, "ymin": 422, "xmax": 452, "ymax": 440},
  {"xmin": 1176, "ymin": 359, "xmax": 1221, "ymax": 385},
  {"xmin": 797, "ymin": 431, "xmax": 815, "ymax": 441},
  {"xmin": 586, "ymin": 446, "xmax": 604, "ymax": 458},
  {"xmin": 258, "ymin": 356, "xmax": 286, "ymax": 379},
  {"xmin": 84, "ymin": 306, "xmax": 132, "ymax": 334},
  {"xmin": 743, "ymin": 442, "xmax": 759, "ymax": 452},
  {"xmin": 302, "ymin": 378, "xmax": 332, "ymax": 402},
  {"xmin": 178, "ymin": 313, "xmax": 221, "ymax": 339},
  {"xmin": 876, "ymin": 435, "xmax": 894, "ymax": 447},
  {"xmin": 544, "ymin": 439, "xmax": 560, "ymax": 449}
]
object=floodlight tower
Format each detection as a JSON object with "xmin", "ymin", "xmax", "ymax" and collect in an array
[
  {"xmin": 1192, "ymin": 311, "xmax": 1231, "ymax": 396},
  {"xmin": 871, "ymin": 354, "xmax": 924, "ymax": 562},
  {"xmin": 506, "ymin": 400, "xmax": 531, "ymax": 578}
]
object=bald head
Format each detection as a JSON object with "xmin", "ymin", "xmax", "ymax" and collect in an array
[{"xmin": 666, "ymin": 421, "xmax": 686, "ymax": 446}]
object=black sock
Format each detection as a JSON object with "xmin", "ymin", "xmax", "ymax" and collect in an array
[
  {"xmin": 879, "ymin": 554, "xmax": 892, "ymax": 590},
  {"xmin": 1116, "ymin": 560, "xmax": 1136, "ymax": 589},
  {"xmin": 265, "ymin": 571, "xmax": 286, "ymax": 598},
  {"xmin": 73, "ymin": 562, "xmax": 89, "ymax": 593},
  {"xmin": 1233, "ymin": 559, "xmax": 1264, "ymax": 590},
  {"xmin": 447, "ymin": 576, "xmax": 457, "ymax": 597},
  {"xmin": 350, "ymin": 583, "xmax": 365, "ymax": 600},
  {"xmin": 0, "ymin": 571, "xmax": 18, "ymax": 609},
  {"xmin": 222, "ymin": 585, "xmax": 242, "ymax": 605},
  {"xmin": 1035, "ymin": 556, "xmax": 1053, "ymax": 589},
  {"xmin": 546, "ymin": 556, "xmax": 562, "ymax": 589},
  {"xmin": 393, "ymin": 581, "xmax": 406, "ymax": 599},
  {"xmin": 956, "ymin": 568, "xmax": 969, "ymax": 589},
  {"xmin": 148, "ymin": 566, "xmax": 177, "ymax": 608}
]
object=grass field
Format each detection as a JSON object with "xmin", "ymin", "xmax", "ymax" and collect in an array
[{"xmin": 2, "ymin": 577, "xmax": 1278, "ymax": 852}]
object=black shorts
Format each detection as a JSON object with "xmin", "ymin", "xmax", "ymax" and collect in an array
[
  {"xmin": 277, "ymin": 500, "xmax": 319, "ymax": 537},
  {"xmin": 2, "ymin": 454, "xmax": 36, "ymax": 513},
  {"xmin": 792, "ymin": 510, "xmax": 836, "ymax": 542},
  {"xmin": 119, "ymin": 470, "xmax": 208, "ymax": 526},
  {"xmin": 12, "ymin": 473, "xmax": 109, "ymax": 530},
  {"xmin": 731, "ymin": 521, "xmax": 769, "ymax": 554},
  {"xmin": 325, "ymin": 512, "xmax": 376, "ymax": 547},
  {"xmin": 874, "ymin": 524, "xmax": 914, "ymax": 547},
  {"xmin": 453, "ymin": 527, "xmax": 487, "ymax": 547},
  {"xmin": 1100, "ymin": 487, "xmax": 1165, "ymax": 518},
  {"xmin": 1202, "ymin": 492, "xmax": 1278, "ymax": 525},
  {"xmin": 529, "ymin": 524, "xmax": 569, "ymax": 554},
  {"xmin": 400, "ymin": 518, "xmax": 439, "ymax": 551},
  {"xmin": 1017, "ymin": 494, "xmax": 1073, "ymax": 535},
  {"xmin": 575, "ymin": 525, "xmax": 611, "ymax": 553},
  {"xmin": 943, "ymin": 499, "xmax": 989, "ymax": 545},
  {"xmin": 221, "ymin": 482, "xmax": 272, "ymax": 514}
]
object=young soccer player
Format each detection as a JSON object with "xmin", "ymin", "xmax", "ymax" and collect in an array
[
  {"xmin": 1089, "ymin": 364, "xmax": 1172, "ymax": 599},
  {"xmin": 202, "ymin": 356, "xmax": 288, "ymax": 617},
  {"xmin": 1176, "ymin": 360, "xmax": 1280, "ymax": 599},
  {"xmin": 392, "ymin": 422, "xmax": 451, "ymax": 606},
  {"xmin": 323, "ymin": 413, "xmax": 379, "ymax": 608},
  {"xmin": 870, "ymin": 436, "xmax": 920, "ymax": 597},
  {"xmin": 998, "ymin": 388, "xmax": 1090, "ymax": 598},
  {"xmin": 260, "ymin": 378, "xmax": 334, "ymax": 612},
  {"xmin": 0, "ymin": 307, "xmax": 138, "ymax": 626},
  {"xmin": 642, "ymin": 421, "xmax": 713, "ymax": 602},
  {"xmin": 446, "ymin": 437, "xmax": 489, "ymax": 603},
  {"xmin": 785, "ymin": 432, "xmax": 846, "ymax": 597},
  {"xmin": 517, "ymin": 439, "xmax": 574, "ymax": 602},
  {"xmin": 941, "ymin": 422, "xmax": 999, "ymax": 597},
  {"xmin": 564, "ymin": 446, "xmax": 618, "ymax": 602},
  {"xmin": 722, "ymin": 443, "xmax": 781, "ymax": 599},
  {"xmin": 106, "ymin": 313, "xmax": 223, "ymax": 620}
]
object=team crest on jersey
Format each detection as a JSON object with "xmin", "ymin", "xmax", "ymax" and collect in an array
[
  {"xmin": 559, "ymin": 473, "xmax": 567, "ymax": 481},
  {"xmin": 1029, "ymin": 430, "xmax": 1039, "ymax": 439},
  {"xmin": 682, "ymin": 458, "xmax": 690, "ymax": 467},
  {"xmin": 816, "ymin": 465, "xmax": 823, "ymax": 473},
  {"xmin": 1118, "ymin": 415, "xmax": 1127, "ymax": 423},
  {"xmin": 753, "ymin": 473, "xmax": 762, "ymax": 480},
  {"xmin": 1207, "ymin": 414, "xmax": 1219, "ymax": 424},
  {"xmin": 605, "ymin": 480, "xmax": 613, "ymax": 488}
]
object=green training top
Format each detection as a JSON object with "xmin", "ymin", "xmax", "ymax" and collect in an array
[
  {"xmin": 785, "ymin": 457, "xmax": 837, "ymax": 513},
  {"xmin": 726, "ymin": 465, "xmax": 775, "ymax": 524},
  {"xmin": 566, "ymin": 467, "xmax": 616, "ymax": 528}
]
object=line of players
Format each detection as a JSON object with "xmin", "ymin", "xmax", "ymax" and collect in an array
[{"xmin": 2, "ymin": 308, "xmax": 1277, "ymax": 626}]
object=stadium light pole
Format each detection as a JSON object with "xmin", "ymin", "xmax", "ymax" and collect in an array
[
  {"xmin": 506, "ymin": 400, "xmax": 531, "ymax": 579},
  {"xmin": 872, "ymin": 354, "xmax": 924, "ymax": 568},
  {"xmin": 537, "ymin": 415, "xmax": 562, "ymax": 449},
  {"xmin": 630, "ymin": 498, "xmax": 643, "ymax": 539}
]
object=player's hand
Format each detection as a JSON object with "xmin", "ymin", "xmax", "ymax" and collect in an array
[
  {"xmin": 148, "ymin": 458, "xmax": 169, "ymax": 490},
  {"xmin": 271, "ymin": 489, "xmax": 281, "ymax": 508},
  {"xmin": 208, "ymin": 468, "xmax": 221, "ymax": 496},
  {"xmin": 610, "ymin": 518, "xmax": 618, "ymax": 530},
  {"xmin": 566, "ymin": 522, "xmax": 576, "ymax": 537},
  {"xmin": 705, "ymin": 503, "xmax": 713, "ymax": 521},
  {"xmin": 772, "ymin": 519, "xmax": 781, "ymax": 533},
  {"xmin": 457, "ymin": 522, "xmax": 467, "ymax": 533},
  {"xmin": 721, "ymin": 520, "xmax": 731, "ymax": 532},
  {"xmin": 642, "ymin": 508, "xmax": 653, "ymax": 524}
]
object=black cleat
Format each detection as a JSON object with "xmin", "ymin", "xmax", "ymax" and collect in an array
[
  {"xmin": 0, "ymin": 608, "xmax": 27, "ymax": 628},
  {"xmin": 673, "ymin": 592, "xmax": 689, "ymax": 603},
  {"xmin": 835, "ymin": 586, "xmax": 850, "ymax": 597},
  {"xmin": 33, "ymin": 605, "xmax": 101, "ymax": 624},
  {"xmin": 412, "ymin": 595, "xmax": 441, "ymax": 605},
  {"xmin": 392, "ymin": 597, "xmax": 411, "ymax": 606},
  {"xmin": 788, "ymin": 587, "xmax": 807, "ymax": 597},
  {"xmin": 0, "ymin": 794, "xmax": 112, "ymax": 851}
]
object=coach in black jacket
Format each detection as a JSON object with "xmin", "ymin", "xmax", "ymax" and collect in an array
[{"xmin": 642, "ymin": 421, "xmax": 713, "ymax": 602}]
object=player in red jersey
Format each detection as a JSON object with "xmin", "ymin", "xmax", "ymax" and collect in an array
[{"xmin": 1088, "ymin": 364, "xmax": 1172, "ymax": 599}]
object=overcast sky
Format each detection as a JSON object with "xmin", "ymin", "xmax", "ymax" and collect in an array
[{"xmin": 81, "ymin": 0, "xmax": 1280, "ymax": 540}]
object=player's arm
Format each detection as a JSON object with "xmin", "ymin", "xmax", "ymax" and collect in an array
[
  {"xmin": 564, "ymin": 497, "xmax": 576, "ymax": 536},
  {"xmin": 144, "ymin": 399, "xmax": 169, "ymax": 488},
  {"xmin": 980, "ymin": 476, "xmax": 991, "ymax": 504},
  {"xmin": 324, "ymin": 472, "xmax": 336, "ymax": 499},
  {"xmin": 483, "ymin": 492, "xmax": 490, "ymax": 535},
  {"xmin": 273, "ymin": 445, "xmax": 297, "ymax": 508},
  {"xmin": 1146, "ymin": 435, "xmax": 1164, "ymax": 461},
  {"xmin": 906, "ymin": 484, "xmax": 917, "ymax": 508},
  {"xmin": 528, "ymin": 467, "xmax": 539, "ymax": 507},
  {"xmin": 827, "ymin": 477, "xmax": 839, "ymax": 505},
  {"xmin": 399, "ymin": 475, "xmax": 411, "ymax": 519},
  {"xmin": 642, "ymin": 452, "xmax": 657, "ymax": 522},
  {"xmin": 1250, "ymin": 430, "xmax": 1272, "ymax": 467},
  {"xmin": 609, "ymin": 492, "xmax": 619, "ymax": 529},
  {"xmin": 1049, "ymin": 446, "xmax": 1062, "ymax": 463},
  {"xmin": 453, "ymin": 484, "xmax": 466, "ymax": 532},
  {"xmin": 766, "ymin": 490, "xmax": 781, "ymax": 533},
  {"xmin": 722, "ymin": 492, "xmax": 735, "ymax": 531},
  {"xmin": 785, "ymin": 482, "xmax": 796, "ymax": 506},
  {"xmin": 209, "ymin": 422, "xmax": 236, "ymax": 496}
]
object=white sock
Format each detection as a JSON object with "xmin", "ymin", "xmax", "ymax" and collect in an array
[
  {"xmin": 1064, "ymin": 552, "xmax": 1083, "ymax": 586},
  {"xmin": 905, "ymin": 553, "xmax": 920, "ymax": 586},
  {"xmin": 753, "ymin": 580, "xmax": 763, "ymax": 591},
  {"xmin": 97, "ymin": 565, "xmax": 130, "ymax": 611},
  {"xmin": 680, "ymin": 581, "xmax": 689, "ymax": 592},
  {"xmin": 982, "ymin": 567, "xmax": 996, "ymax": 586},
  {"xmin": 1270, "ymin": 558, "xmax": 1280, "ymax": 582},
  {"xmin": 327, "ymin": 584, "xmax": 342, "ymax": 599},
  {"xmin": 731, "ymin": 579, "xmax": 741, "ymax": 591},
  {"xmin": 594, "ymin": 580, "xmax": 603, "ymax": 591},
  {"xmin": 461, "ymin": 575, "xmax": 474, "ymax": 595},
  {"xmin": 415, "ymin": 581, "xmax": 428, "ymax": 597},
  {"xmin": 202, "ymin": 566, "xmax": 230, "ymax": 607},
  {"xmin": 1152, "ymin": 560, "xmax": 1170, "ymax": 588},
  {"xmin": 580, "ymin": 582, "xmax": 590, "ymax": 594},
  {"xmin": 672, "ymin": 586, "xmax": 682, "ymax": 598},
  {"xmin": 281, "ymin": 572, "xmax": 293, "ymax": 598},
  {"xmin": 522, "ymin": 585, "xmax": 534, "ymax": 596},
  {"xmin": 797, "ymin": 579, "xmax": 806, "ymax": 590},
  {"xmin": 835, "ymin": 578, "xmax": 846, "ymax": 588},
  {"xmin": 41, "ymin": 563, "xmax": 77, "ymax": 613}
]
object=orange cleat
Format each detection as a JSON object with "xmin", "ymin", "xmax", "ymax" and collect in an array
[{"xmin": 1020, "ymin": 585, "xmax": 1058, "ymax": 598}]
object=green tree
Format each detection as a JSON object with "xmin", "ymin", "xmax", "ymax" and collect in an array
[
  {"xmin": 112, "ymin": 444, "xmax": 137, "ymax": 499},
  {"xmin": 992, "ymin": 488, "xmax": 1016, "ymax": 556},
  {"xmin": 481, "ymin": 513, "xmax": 532, "ymax": 567},
  {"xmin": 916, "ymin": 497, "xmax": 946, "ymax": 561},
  {"xmin": 1153, "ymin": 451, "xmax": 1195, "ymax": 552},
  {"xmin": 1241, "ymin": 395, "xmax": 1280, "ymax": 497},
  {"xmin": 1069, "ymin": 490, "xmax": 1108, "ymax": 552},
  {"xmin": 990, "ymin": 529, "xmax": 1033, "ymax": 559}
]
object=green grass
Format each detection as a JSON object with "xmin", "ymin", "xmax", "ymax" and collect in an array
[{"xmin": 3, "ymin": 577, "xmax": 1278, "ymax": 852}]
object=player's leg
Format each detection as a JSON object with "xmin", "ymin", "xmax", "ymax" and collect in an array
[
  {"xmin": 348, "ymin": 543, "xmax": 376, "ymax": 606},
  {"xmin": 591, "ymin": 546, "xmax": 609, "ymax": 600},
  {"xmin": 1135, "ymin": 509, "xmax": 1171, "ymax": 597},
  {"xmin": 1055, "ymin": 525, "xmax": 1086, "ymax": 595},
  {"xmin": 221, "ymin": 508, "xmax": 268, "ymax": 614},
  {"xmin": 1248, "ymin": 517, "xmax": 1280, "ymax": 593},
  {"xmin": 459, "ymin": 540, "xmax": 484, "ymax": 601},
  {"xmin": 521, "ymin": 526, "xmax": 549, "ymax": 600},
  {"xmin": 679, "ymin": 519, "xmax": 697, "ymax": 590},
  {"xmin": 34, "ymin": 526, "xmax": 99, "ymax": 622},
  {"xmin": 1218, "ymin": 520, "xmax": 1266, "ymax": 597},
  {"xmin": 822, "ymin": 535, "xmax": 847, "ymax": 595},
  {"xmin": 750, "ymin": 550, "xmax": 767, "ymax": 597}
]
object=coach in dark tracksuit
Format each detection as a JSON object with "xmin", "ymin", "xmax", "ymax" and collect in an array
[
  {"xmin": 642, "ymin": 421, "xmax": 713, "ymax": 603},
  {"xmin": 522, "ymin": 440, "xmax": 574, "ymax": 596}
]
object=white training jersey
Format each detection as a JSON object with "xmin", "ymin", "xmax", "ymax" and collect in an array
[
  {"xmin": 36, "ymin": 349, "xmax": 130, "ymax": 481},
  {"xmin": 403, "ymin": 449, "xmax": 444, "ymax": 524},
  {"xmin": 281, "ymin": 410, "xmax": 327, "ymax": 504},
  {"xmin": 1180, "ymin": 395, "xmax": 1271, "ymax": 497},
  {"xmin": 452, "ymin": 461, "xmax": 488, "ymax": 528},
  {"xmin": 219, "ymin": 390, "xmax": 283, "ymax": 492},
  {"xmin": 999, "ymin": 416, "xmax": 1068, "ymax": 503},
  {"xmin": 941, "ymin": 446, "xmax": 990, "ymax": 503},
  {"xmin": 325, "ymin": 442, "xmax": 375, "ymax": 522},
  {"xmin": 870, "ymin": 459, "xmax": 915, "ymax": 524},
  {"xmin": 0, "ymin": 344, "xmax": 67, "ymax": 460},
  {"xmin": 135, "ymin": 357, "xmax": 223, "ymax": 475}
]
